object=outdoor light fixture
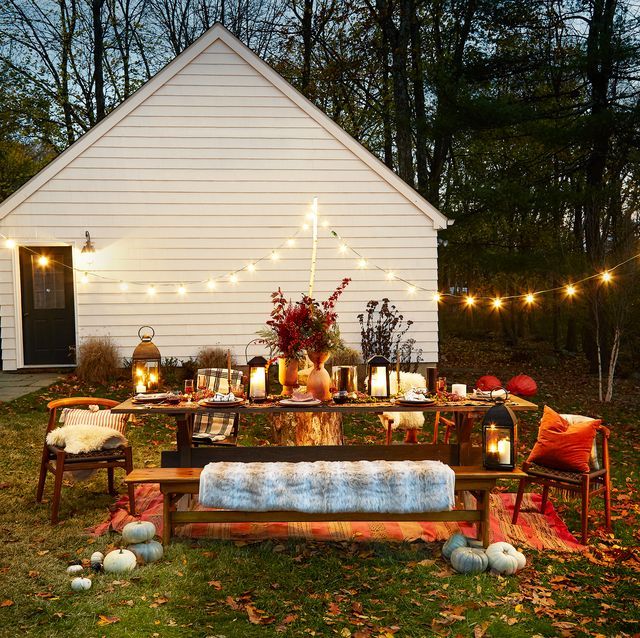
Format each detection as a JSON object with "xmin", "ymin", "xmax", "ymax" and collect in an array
[
  {"xmin": 247, "ymin": 355, "xmax": 269, "ymax": 402},
  {"xmin": 132, "ymin": 326, "xmax": 161, "ymax": 394},
  {"xmin": 367, "ymin": 355, "xmax": 390, "ymax": 399},
  {"xmin": 482, "ymin": 396, "xmax": 517, "ymax": 470},
  {"xmin": 80, "ymin": 231, "xmax": 96, "ymax": 265},
  {"xmin": 37, "ymin": 255, "xmax": 49, "ymax": 267}
]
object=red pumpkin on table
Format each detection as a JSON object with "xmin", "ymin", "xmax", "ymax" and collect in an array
[
  {"xmin": 476, "ymin": 375, "xmax": 502, "ymax": 391},
  {"xmin": 506, "ymin": 374, "xmax": 537, "ymax": 397}
]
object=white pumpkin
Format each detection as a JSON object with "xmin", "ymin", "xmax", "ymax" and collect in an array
[
  {"xmin": 66, "ymin": 564, "xmax": 84, "ymax": 575},
  {"xmin": 122, "ymin": 520, "xmax": 156, "ymax": 544},
  {"xmin": 486, "ymin": 542, "xmax": 526, "ymax": 575},
  {"xmin": 70, "ymin": 577, "xmax": 92, "ymax": 591},
  {"xmin": 127, "ymin": 540, "xmax": 164, "ymax": 564},
  {"xmin": 90, "ymin": 551, "xmax": 104, "ymax": 564},
  {"xmin": 103, "ymin": 548, "xmax": 137, "ymax": 574}
]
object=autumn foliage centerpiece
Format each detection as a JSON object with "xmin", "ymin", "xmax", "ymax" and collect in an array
[{"xmin": 259, "ymin": 278, "xmax": 350, "ymax": 398}]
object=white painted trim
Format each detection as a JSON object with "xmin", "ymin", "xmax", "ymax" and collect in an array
[
  {"xmin": 13, "ymin": 242, "xmax": 79, "ymax": 370},
  {"xmin": 0, "ymin": 24, "xmax": 450, "ymax": 230}
]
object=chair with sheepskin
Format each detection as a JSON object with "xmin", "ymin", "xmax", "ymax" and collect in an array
[
  {"xmin": 379, "ymin": 372, "xmax": 455, "ymax": 445},
  {"xmin": 37, "ymin": 397, "xmax": 135, "ymax": 524}
]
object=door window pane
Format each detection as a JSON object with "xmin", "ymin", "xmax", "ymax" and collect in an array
[{"xmin": 32, "ymin": 255, "xmax": 65, "ymax": 309}]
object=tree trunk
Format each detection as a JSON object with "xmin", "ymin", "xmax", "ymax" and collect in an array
[
  {"xmin": 300, "ymin": 0, "xmax": 313, "ymax": 95},
  {"xmin": 269, "ymin": 412, "xmax": 343, "ymax": 446},
  {"xmin": 92, "ymin": 0, "xmax": 106, "ymax": 121}
]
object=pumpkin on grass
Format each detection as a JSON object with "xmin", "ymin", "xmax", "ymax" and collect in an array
[
  {"xmin": 476, "ymin": 375, "xmax": 502, "ymax": 391},
  {"xmin": 122, "ymin": 520, "xmax": 156, "ymax": 545},
  {"xmin": 71, "ymin": 577, "xmax": 92, "ymax": 591},
  {"xmin": 486, "ymin": 542, "xmax": 526, "ymax": 575},
  {"xmin": 103, "ymin": 548, "xmax": 137, "ymax": 574},
  {"xmin": 128, "ymin": 540, "xmax": 164, "ymax": 564},
  {"xmin": 442, "ymin": 533, "xmax": 468, "ymax": 559},
  {"xmin": 450, "ymin": 547, "xmax": 489, "ymax": 574}
]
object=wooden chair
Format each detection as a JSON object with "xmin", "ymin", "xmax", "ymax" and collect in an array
[
  {"xmin": 512, "ymin": 422, "xmax": 611, "ymax": 544},
  {"xmin": 432, "ymin": 412, "xmax": 456, "ymax": 444},
  {"xmin": 36, "ymin": 398, "xmax": 135, "ymax": 524},
  {"xmin": 191, "ymin": 368, "xmax": 243, "ymax": 447}
]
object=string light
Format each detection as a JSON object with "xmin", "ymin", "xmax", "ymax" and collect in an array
[
  {"xmin": 147, "ymin": 285, "xmax": 156, "ymax": 296},
  {"xmin": 433, "ymin": 292, "xmax": 442, "ymax": 303},
  {"xmin": 270, "ymin": 251, "xmax": 279, "ymax": 261},
  {"xmin": 358, "ymin": 258, "xmax": 367, "ymax": 269},
  {"xmin": 287, "ymin": 238, "xmax": 295, "ymax": 247},
  {"xmin": 492, "ymin": 297, "xmax": 503, "ymax": 309},
  {"xmin": 5, "ymin": 239, "xmax": 15, "ymax": 249},
  {"xmin": 465, "ymin": 295, "xmax": 476, "ymax": 307},
  {"xmin": 407, "ymin": 285, "xmax": 417, "ymax": 295},
  {"xmin": 178, "ymin": 285, "xmax": 187, "ymax": 295},
  {"xmin": 565, "ymin": 284, "xmax": 577, "ymax": 297},
  {"xmin": 37, "ymin": 255, "xmax": 49, "ymax": 267},
  {"xmin": 524, "ymin": 293, "xmax": 535, "ymax": 305},
  {"xmin": 321, "ymin": 219, "xmax": 329, "ymax": 228},
  {"xmin": 119, "ymin": 282, "xmax": 129, "ymax": 292},
  {"xmin": 386, "ymin": 272, "xmax": 395, "ymax": 280},
  {"xmin": 207, "ymin": 279, "xmax": 216, "ymax": 290},
  {"xmin": 80, "ymin": 272, "xmax": 89, "ymax": 284},
  {"xmin": 302, "ymin": 223, "xmax": 309, "ymax": 231},
  {"xmin": 247, "ymin": 263, "xmax": 256, "ymax": 272},
  {"xmin": 601, "ymin": 270, "xmax": 612, "ymax": 283},
  {"xmin": 339, "ymin": 244, "xmax": 348, "ymax": 254},
  {"xmin": 230, "ymin": 274, "xmax": 238, "ymax": 284}
]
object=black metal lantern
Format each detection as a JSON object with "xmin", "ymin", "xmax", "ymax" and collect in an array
[
  {"xmin": 132, "ymin": 326, "xmax": 161, "ymax": 394},
  {"xmin": 367, "ymin": 355, "xmax": 391, "ymax": 399},
  {"xmin": 247, "ymin": 355, "xmax": 268, "ymax": 402},
  {"xmin": 482, "ymin": 398, "xmax": 517, "ymax": 470}
]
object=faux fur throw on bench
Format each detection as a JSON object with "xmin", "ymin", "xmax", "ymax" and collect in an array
[{"xmin": 199, "ymin": 460, "xmax": 455, "ymax": 514}]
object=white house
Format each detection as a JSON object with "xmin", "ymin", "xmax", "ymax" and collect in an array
[{"xmin": 0, "ymin": 24, "xmax": 448, "ymax": 371}]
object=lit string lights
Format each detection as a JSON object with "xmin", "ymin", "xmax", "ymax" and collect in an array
[{"xmin": 1, "ymin": 204, "xmax": 638, "ymax": 304}]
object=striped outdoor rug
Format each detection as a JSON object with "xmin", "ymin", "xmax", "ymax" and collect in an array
[{"xmin": 92, "ymin": 485, "xmax": 583, "ymax": 552}]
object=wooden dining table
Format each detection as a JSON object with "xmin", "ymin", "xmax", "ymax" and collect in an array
[{"xmin": 112, "ymin": 395, "xmax": 538, "ymax": 468}]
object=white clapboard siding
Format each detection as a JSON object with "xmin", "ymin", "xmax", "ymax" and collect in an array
[{"xmin": 0, "ymin": 28, "xmax": 445, "ymax": 370}]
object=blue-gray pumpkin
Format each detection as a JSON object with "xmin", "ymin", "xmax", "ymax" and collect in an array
[
  {"xmin": 450, "ymin": 547, "xmax": 489, "ymax": 574},
  {"xmin": 442, "ymin": 533, "xmax": 468, "ymax": 559},
  {"xmin": 127, "ymin": 540, "xmax": 164, "ymax": 564}
]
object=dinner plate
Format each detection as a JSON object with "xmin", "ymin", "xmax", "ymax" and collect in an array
[
  {"xmin": 198, "ymin": 398, "xmax": 245, "ymax": 408},
  {"xmin": 395, "ymin": 398, "xmax": 436, "ymax": 405},
  {"xmin": 132, "ymin": 392, "xmax": 172, "ymax": 404},
  {"xmin": 278, "ymin": 398, "xmax": 323, "ymax": 407}
]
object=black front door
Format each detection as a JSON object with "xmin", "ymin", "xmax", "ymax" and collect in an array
[{"xmin": 20, "ymin": 246, "xmax": 76, "ymax": 365}]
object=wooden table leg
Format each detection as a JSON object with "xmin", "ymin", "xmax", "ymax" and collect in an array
[
  {"xmin": 162, "ymin": 491, "xmax": 172, "ymax": 545},
  {"xmin": 175, "ymin": 415, "xmax": 193, "ymax": 467}
]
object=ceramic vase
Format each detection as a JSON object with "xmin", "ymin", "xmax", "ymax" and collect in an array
[
  {"xmin": 278, "ymin": 357, "xmax": 298, "ymax": 396},
  {"xmin": 306, "ymin": 351, "xmax": 332, "ymax": 401}
]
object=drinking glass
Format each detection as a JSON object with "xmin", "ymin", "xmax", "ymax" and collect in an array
[
  {"xmin": 184, "ymin": 379, "xmax": 194, "ymax": 401},
  {"xmin": 436, "ymin": 376, "xmax": 447, "ymax": 394},
  {"xmin": 197, "ymin": 374, "xmax": 208, "ymax": 393}
]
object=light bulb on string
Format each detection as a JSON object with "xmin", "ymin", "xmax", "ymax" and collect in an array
[
  {"xmin": 357, "ymin": 258, "xmax": 368, "ymax": 269},
  {"xmin": 321, "ymin": 219, "xmax": 329, "ymax": 228},
  {"xmin": 302, "ymin": 223, "xmax": 309, "ymax": 231},
  {"xmin": 147, "ymin": 285, "xmax": 156, "ymax": 296},
  {"xmin": 119, "ymin": 281, "xmax": 129, "ymax": 292},
  {"xmin": 465, "ymin": 295, "xmax": 475, "ymax": 307},
  {"xmin": 80, "ymin": 272, "xmax": 89, "ymax": 285},
  {"xmin": 492, "ymin": 297, "xmax": 503, "ymax": 309},
  {"xmin": 432, "ymin": 292, "xmax": 442, "ymax": 303},
  {"xmin": 565, "ymin": 284, "xmax": 577, "ymax": 297},
  {"xmin": 5, "ymin": 239, "xmax": 15, "ymax": 249},
  {"xmin": 38, "ymin": 255, "xmax": 49, "ymax": 267},
  {"xmin": 270, "ymin": 251, "xmax": 279, "ymax": 261},
  {"xmin": 386, "ymin": 271, "xmax": 395, "ymax": 280},
  {"xmin": 207, "ymin": 279, "xmax": 216, "ymax": 290},
  {"xmin": 601, "ymin": 270, "xmax": 612, "ymax": 283},
  {"xmin": 407, "ymin": 285, "xmax": 417, "ymax": 295},
  {"xmin": 247, "ymin": 263, "xmax": 256, "ymax": 273},
  {"xmin": 524, "ymin": 293, "xmax": 535, "ymax": 305},
  {"xmin": 287, "ymin": 238, "xmax": 295, "ymax": 247},
  {"xmin": 230, "ymin": 274, "xmax": 238, "ymax": 285},
  {"xmin": 178, "ymin": 285, "xmax": 186, "ymax": 296},
  {"xmin": 339, "ymin": 244, "xmax": 348, "ymax": 254}
]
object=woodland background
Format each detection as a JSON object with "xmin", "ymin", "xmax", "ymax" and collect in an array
[{"xmin": 1, "ymin": 0, "xmax": 639, "ymax": 397}]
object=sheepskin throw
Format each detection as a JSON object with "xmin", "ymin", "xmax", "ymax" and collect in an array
[
  {"xmin": 384, "ymin": 371, "xmax": 427, "ymax": 430},
  {"xmin": 46, "ymin": 424, "xmax": 127, "ymax": 454},
  {"xmin": 199, "ymin": 460, "xmax": 455, "ymax": 513}
]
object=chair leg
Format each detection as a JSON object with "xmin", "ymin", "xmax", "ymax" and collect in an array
[
  {"xmin": 512, "ymin": 478, "xmax": 528, "ymax": 524},
  {"xmin": 107, "ymin": 467, "xmax": 116, "ymax": 496},
  {"xmin": 603, "ymin": 473, "xmax": 611, "ymax": 530},
  {"xmin": 36, "ymin": 446, "xmax": 49, "ymax": 503},
  {"xmin": 124, "ymin": 447, "xmax": 136, "ymax": 516},
  {"xmin": 581, "ymin": 475, "xmax": 591, "ymax": 545},
  {"xmin": 432, "ymin": 414, "xmax": 440, "ymax": 444},
  {"xmin": 540, "ymin": 485, "xmax": 550, "ymax": 513},
  {"xmin": 51, "ymin": 452, "xmax": 65, "ymax": 525}
]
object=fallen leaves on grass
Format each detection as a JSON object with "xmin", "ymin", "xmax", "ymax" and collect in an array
[
  {"xmin": 246, "ymin": 603, "xmax": 275, "ymax": 625},
  {"xmin": 97, "ymin": 615, "xmax": 120, "ymax": 625},
  {"xmin": 1, "ymin": 600, "xmax": 14, "ymax": 607}
]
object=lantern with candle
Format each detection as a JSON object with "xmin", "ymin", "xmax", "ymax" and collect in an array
[
  {"xmin": 367, "ymin": 355, "xmax": 391, "ymax": 399},
  {"xmin": 247, "ymin": 355, "xmax": 269, "ymax": 402},
  {"xmin": 132, "ymin": 326, "xmax": 161, "ymax": 394},
  {"xmin": 481, "ymin": 399, "xmax": 517, "ymax": 470},
  {"xmin": 331, "ymin": 365, "xmax": 358, "ymax": 398}
]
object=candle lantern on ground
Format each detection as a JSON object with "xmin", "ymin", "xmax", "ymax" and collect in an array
[
  {"xmin": 367, "ymin": 355, "xmax": 391, "ymax": 399},
  {"xmin": 482, "ymin": 399, "xmax": 517, "ymax": 470},
  {"xmin": 247, "ymin": 355, "xmax": 268, "ymax": 402},
  {"xmin": 132, "ymin": 326, "xmax": 161, "ymax": 394}
]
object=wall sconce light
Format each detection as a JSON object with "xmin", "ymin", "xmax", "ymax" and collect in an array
[{"xmin": 81, "ymin": 231, "xmax": 95, "ymax": 265}]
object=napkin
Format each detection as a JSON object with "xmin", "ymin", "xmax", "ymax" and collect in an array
[
  {"xmin": 474, "ymin": 388, "xmax": 507, "ymax": 400},
  {"xmin": 403, "ymin": 389, "xmax": 429, "ymax": 401},
  {"xmin": 211, "ymin": 392, "xmax": 236, "ymax": 402}
]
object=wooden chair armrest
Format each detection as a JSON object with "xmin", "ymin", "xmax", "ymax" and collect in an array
[{"xmin": 47, "ymin": 397, "xmax": 120, "ymax": 410}]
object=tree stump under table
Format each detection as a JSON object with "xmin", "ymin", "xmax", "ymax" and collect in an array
[{"xmin": 269, "ymin": 412, "xmax": 344, "ymax": 446}]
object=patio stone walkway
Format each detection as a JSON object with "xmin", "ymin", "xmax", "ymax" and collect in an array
[{"xmin": 0, "ymin": 372, "xmax": 62, "ymax": 402}]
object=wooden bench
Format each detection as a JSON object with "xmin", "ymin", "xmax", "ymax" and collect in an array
[{"xmin": 126, "ymin": 446, "xmax": 525, "ymax": 546}]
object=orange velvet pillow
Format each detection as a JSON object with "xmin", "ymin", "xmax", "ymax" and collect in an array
[{"xmin": 527, "ymin": 406, "xmax": 599, "ymax": 473}]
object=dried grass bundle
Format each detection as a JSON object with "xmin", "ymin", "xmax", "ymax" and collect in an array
[
  {"xmin": 76, "ymin": 336, "xmax": 120, "ymax": 384},
  {"xmin": 196, "ymin": 347, "xmax": 236, "ymax": 370}
]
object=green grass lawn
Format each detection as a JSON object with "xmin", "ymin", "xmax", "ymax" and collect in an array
[{"xmin": 0, "ymin": 338, "xmax": 638, "ymax": 637}]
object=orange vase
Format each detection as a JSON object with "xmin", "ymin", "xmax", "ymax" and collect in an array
[
  {"xmin": 307, "ymin": 351, "xmax": 332, "ymax": 401},
  {"xmin": 278, "ymin": 357, "xmax": 299, "ymax": 396}
]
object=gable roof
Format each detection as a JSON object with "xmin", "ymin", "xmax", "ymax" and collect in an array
[{"xmin": 0, "ymin": 23, "xmax": 449, "ymax": 229}]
